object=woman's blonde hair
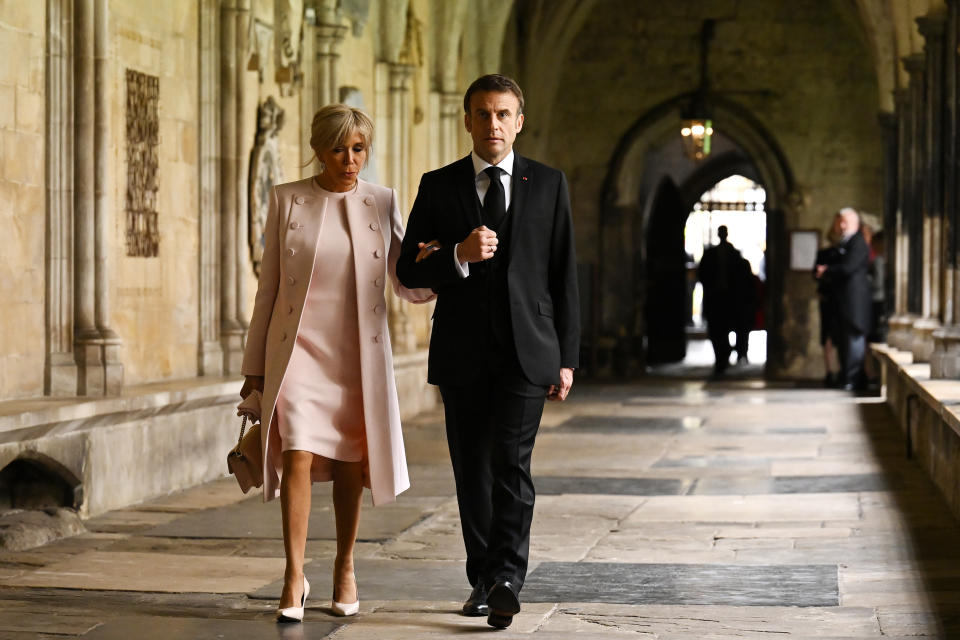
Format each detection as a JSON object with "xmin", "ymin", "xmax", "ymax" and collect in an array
[{"xmin": 309, "ymin": 104, "xmax": 374, "ymax": 163}]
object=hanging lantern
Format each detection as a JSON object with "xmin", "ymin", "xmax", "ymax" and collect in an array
[
  {"xmin": 680, "ymin": 117, "xmax": 713, "ymax": 161},
  {"xmin": 681, "ymin": 20, "xmax": 716, "ymax": 161}
]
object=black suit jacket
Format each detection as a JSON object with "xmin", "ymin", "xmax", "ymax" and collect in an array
[
  {"xmin": 824, "ymin": 230, "xmax": 871, "ymax": 334},
  {"xmin": 397, "ymin": 154, "xmax": 580, "ymax": 386}
]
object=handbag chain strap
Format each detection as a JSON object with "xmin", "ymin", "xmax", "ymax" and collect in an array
[{"xmin": 237, "ymin": 414, "xmax": 248, "ymax": 447}]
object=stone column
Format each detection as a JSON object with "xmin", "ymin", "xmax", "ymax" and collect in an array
[
  {"xmin": 387, "ymin": 62, "xmax": 417, "ymax": 353},
  {"xmin": 903, "ymin": 54, "xmax": 933, "ymax": 359},
  {"xmin": 198, "ymin": 0, "xmax": 223, "ymax": 375},
  {"xmin": 220, "ymin": 0, "xmax": 244, "ymax": 373},
  {"xmin": 235, "ymin": 0, "xmax": 251, "ymax": 337},
  {"xmin": 45, "ymin": 0, "xmax": 77, "ymax": 395},
  {"xmin": 315, "ymin": 22, "xmax": 348, "ymax": 107},
  {"xmin": 73, "ymin": 0, "xmax": 107, "ymax": 395},
  {"xmin": 93, "ymin": 0, "xmax": 122, "ymax": 393},
  {"xmin": 914, "ymin": 14, "xmax": 947, "ymax": 364},
  {"xmin": 932, "ymin": 0, "xmax": 960, "ymax": 377},
  {"xmin": 303, "ymin": 4, "xmax": 346, "ymax": 173},
  {"xmin": 879, "ymin": 110, "xmax": 898, "ymax": 328},
  {"xmin": 439, "ymin": 91, "xmax": 461, "ymax": 167},
  {"xmin": 888, "ymin": 87, "xmax": 915, "ymax": 350}
]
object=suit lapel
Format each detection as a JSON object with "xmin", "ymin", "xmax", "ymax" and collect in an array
[
  {"xmin": 454, "ymin": 155, "xmax": 483, "ymax": 229},
  {"xmin": 504, "ymin": 154, "xmax": 529, "ymax": 253}
]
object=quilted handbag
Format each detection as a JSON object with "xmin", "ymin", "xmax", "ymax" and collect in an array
[{"xmin": 228, "ymin": 390, "xmax": 264, "ymax": 493}]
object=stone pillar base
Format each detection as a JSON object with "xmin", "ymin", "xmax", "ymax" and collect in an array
[
  {"xmin": 102, "ymin": 338, "xmax": 123, "ymax": 396},
  {"xmin": 887, "ymin": 314, "xmax": 916, "ymax": 351},
  {"xmin": 45, "ymin": 352, "xmax": 78, "ymax": 396},
  {"xmin": 931, "ymin": 325, "xmax": 960, "ymax": 378},
  {"xmin": 910, "ymin": 317, "xmax": 941, "ymax": 363},
  {"xmin": 198, "ymin": 340, "xmax": 224, "ymax": 376},
  {"xmin": 75, "ymin": 331, "xmax": 124, "ymax": 396},
  {"xmin": 221, "ymin": 330, "xmax": 244, "ymax": 375}
]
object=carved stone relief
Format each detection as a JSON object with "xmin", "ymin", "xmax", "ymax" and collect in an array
[
  {"xmin": 125, "ymin": 69, "xmax": 160, "ymax": 258},
  {"xmin": 248, "ymin": 96, "xmax": 285, "ymax": 275},
  {"xmin": 275, "ymin": 0, "xmax": 304, "ymax": 95}
]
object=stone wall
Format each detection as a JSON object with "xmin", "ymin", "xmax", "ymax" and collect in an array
[
  {"xmin": 109, "ymin": 0, "xmax": 200, "ymax": 385},
  {"xmin": 0, "ymin": 3, "xmax": 46, "ymax": 399}
]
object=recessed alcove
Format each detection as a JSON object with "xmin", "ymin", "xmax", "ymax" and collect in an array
[{"xmin": 0, "ymin": 455, "xmax": 82, "ymax": 510}]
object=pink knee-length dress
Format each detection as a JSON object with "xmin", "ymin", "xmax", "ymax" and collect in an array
[{"xmin": 275, "ymin": 182, "xmax": 366, "ymax": 464}]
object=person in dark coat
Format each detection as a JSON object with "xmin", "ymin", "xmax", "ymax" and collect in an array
[
  {"xmin": 815, "ymin": 207, "xmax": 872, "ymax": 390},
  {"xmin": 698, "ymin": 225, "xmax": 748, "ymax": 376},
  {"xmin": 814, "ymin": 214, "xmax": 844, "ymax": 387}
]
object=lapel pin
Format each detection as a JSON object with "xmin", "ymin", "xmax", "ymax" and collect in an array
[{"xmin": 522, "ymin": 176, "xmax": 528, "ymax": 181}]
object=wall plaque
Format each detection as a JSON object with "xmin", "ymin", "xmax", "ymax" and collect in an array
[{"xmin": 125, "ymin": 69, "xmax": 160, "ymax": 257}]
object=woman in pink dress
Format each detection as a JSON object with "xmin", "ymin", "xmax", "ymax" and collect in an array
[{"xmin": 239, "ymin": 104, "xmax": 434, "ymax": 622}]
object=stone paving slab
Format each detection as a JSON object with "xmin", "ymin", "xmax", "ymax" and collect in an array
[
  {"xmin": 535, "ymin": 476, "xmax": 688, "ymax": 496},
  {"xmin": 522, "ymin": 562, "xmax": 838, "ymax": 606},
  {"xmin": 4, "ymin": 551, "xmax": 286, "ymax": 593},
  {"xmin": 331, "ymin": 601, "xmax": 556, "ymax": 637},
  {"xmin": 80, "ymin": 617, "xmax": 341, "ymax": 639},
  {"xmin": 624, "ymin": 494, "xmax": 860, "ymax": 523},
  {"xmin": 143, "ymin": 496, "xmax": 427, "ymax": 542},
  {"xmin": 537, "ymin": 603, "xmax": 881, "ymax": 636},
  {"xmin": 0, "ymin": 601, "xmax": 103, "ymax": 636},
  {"xmin": 248, "ymin": 559, "xmax": 469, "ymax": 601},
  {"xmin": 554, "ymin": 415, "xmax": 703, "ymax": 433}
]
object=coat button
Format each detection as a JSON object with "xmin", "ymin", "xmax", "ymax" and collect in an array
[
  {"xmin": 289, "ymin": 221, "xmax": 300, "ymax": 230},
  {"xmin": 295, "ymin": 196, "xmax": 305, "ymax": 205},
  {"xmin": 288, "ymin": 305, "xmax": 294, "ymax": 315},
  {"xmin": 372, "ymin": 334, "xmax": 381, "ymax": 343},
  {"xmin": 287, "ymin": 248, "xmax": 296, "ymax": 256},
  {"xmin": 369, "ymin": 222, "xmax": 379, "ymax": 231},
  {"xmin": 373, "ymin": 249, "xmax": 383, "ymax": 258},
  {"xmin": 374, "ymin": 277, "xmax": 383, "ymax": 287},
  {"xmin": 287, "ymin": 276, "xmax": 296, "ymax": 285},
  {"xmin": 364, "ymin": 196, "xmax": 375, "ymax": 206},
  {"xmin": 373, "ymin": 305, "xmax": 384, "ymax": 315},
  {"xmin": 280, "ymin": 332, "xmax": 287, "ymax": 341}
]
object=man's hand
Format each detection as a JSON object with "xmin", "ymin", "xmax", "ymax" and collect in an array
[
  {"xmin": 456, "ymin": 226, "xmax": 498, "ymax": 263},
  {"xmin": 547, "ymin": 368, "xmax": 574, "ymax": 402},
  {"xmin": 815, "ymin": 264, "xmax": 827, "ymax": 279},
  {"xmin": 240, "ymin": 375, "xmax": 264, "ymax": 399},
  {"xmin": 416, "ymin": 240, "xmax": 442, "ymax": 263}
]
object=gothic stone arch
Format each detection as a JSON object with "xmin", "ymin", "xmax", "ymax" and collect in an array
[{"xmin": 596, "ymin": 92, "xmax": 798, "ymax": 376}]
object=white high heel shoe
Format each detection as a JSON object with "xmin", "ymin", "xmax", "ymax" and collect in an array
[
  {"xmin": 331, "ymin": 572, "xmax": 359, "ymax": 617},
  {"xmin": 277, "ymin": 576, "xmax": 310, "ymax": 622}
]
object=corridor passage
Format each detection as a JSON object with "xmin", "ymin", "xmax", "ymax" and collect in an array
[{"xmin": 2, "ymin": 377, "xmax": 960, "ymax": 638}]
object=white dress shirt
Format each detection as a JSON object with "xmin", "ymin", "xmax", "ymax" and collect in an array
[{"xmin": 453, "ymin": 150, "xmax": 515, "ymax": 277}]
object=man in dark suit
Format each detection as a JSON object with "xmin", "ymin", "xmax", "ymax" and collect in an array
[
  {"xmin": 815, "ymin": 207, "xmax": 871, "ymax": 390},
  {"xmin": 396, "ymin": 74, "xmax": 580, "ymax": 630},
  {"xmin": 697, "ymin": 225, "xmax": 749, "ymax": 376}
]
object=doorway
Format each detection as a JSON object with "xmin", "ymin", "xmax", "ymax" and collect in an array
[{"xmin": 685, "ymin": 175, "xmax": 767, "ymax": 374}]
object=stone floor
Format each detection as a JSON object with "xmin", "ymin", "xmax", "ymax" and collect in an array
[{"xmin": 3, "ymin": 363, "xmax": 960, "ymax": 638}]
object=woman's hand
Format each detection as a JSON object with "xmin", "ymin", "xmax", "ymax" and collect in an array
[
  {"xmin": 240, "ymin": 375, "xmax": 264, "ymax": 399},
  {"xmin": 415, "ymin": 240, "xmax": 441, "ymax": 263}
]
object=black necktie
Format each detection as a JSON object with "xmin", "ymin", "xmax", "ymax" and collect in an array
[{"xmin": 483, "ymin": 166, "xmax": 505, "ymax": 230}]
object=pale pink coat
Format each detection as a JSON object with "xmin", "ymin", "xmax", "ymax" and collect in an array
[{"xmin": 241, "ymin": 177, "xmax": 430, "ymax": 505}]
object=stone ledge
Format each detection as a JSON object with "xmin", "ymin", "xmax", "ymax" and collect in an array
[
  {"xmin": 0, "ymin": 377, "xmax": 241, "ymax": 434},
  {"xmin": 872, "ymin": 344, "xmax": 960, "ymax": 439},
  {"xmin": 872, "ymin": 343, "xmax": 960, "ymax": 519}
]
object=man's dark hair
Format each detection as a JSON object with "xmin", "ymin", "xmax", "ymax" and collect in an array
[{"xmin": 463, "ymin": 74, "xmax": 525, "ymax": 115}]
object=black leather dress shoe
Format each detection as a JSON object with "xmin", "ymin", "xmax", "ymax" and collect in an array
[
  {"xmin": 461, "ymin": 582, "xmax": 488, "ymax": 616},
  {"xmin": 486, "ymin": 581, "xmax": 521, "ymax": 629}
]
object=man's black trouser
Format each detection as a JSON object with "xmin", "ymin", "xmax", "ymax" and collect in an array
[{"xmin": 439, "ymin": 366, "xmax": 546, "ymax": 592}]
